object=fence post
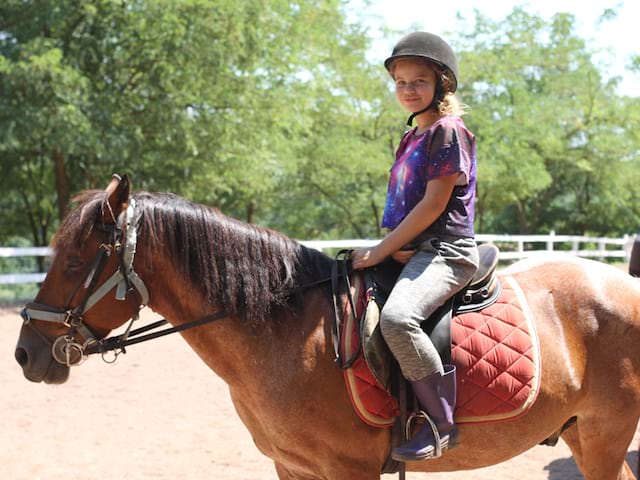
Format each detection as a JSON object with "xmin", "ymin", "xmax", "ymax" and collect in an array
[
  {"xmin": 546, "ymin": 230, "xmax": 555, "ymax": 252},
  {"xmin": 571, "ymin": 238, "xmax": 579, "ymax": 255},
  {"xmin": 598, "ymin": 238, "xmax": 606, "ymax": 261},
  {"xmin": 623, "ymin": 234, "xmax": 632, "ymax": 262}
]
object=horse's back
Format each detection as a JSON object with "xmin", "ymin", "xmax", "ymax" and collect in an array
[
  {"xmin": 504, "ymin": 254, "xmax": 640, "ymax": 409},
  {"xmin": 504, "ymin": 254, "xmax": 640, "ymax": 310}
]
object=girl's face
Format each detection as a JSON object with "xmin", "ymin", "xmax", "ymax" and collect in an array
[{"xmin": 392, "ymin": 59, "xmax": 437, "ymax": 113}]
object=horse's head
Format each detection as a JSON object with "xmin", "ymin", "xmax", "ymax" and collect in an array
[{"xmin": 15, "ymin": 174, "xmax": 149, "ymax": 384}]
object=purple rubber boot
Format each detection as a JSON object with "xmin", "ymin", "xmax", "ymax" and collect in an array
[{"xmin": 391, "ymin": 364, "xmax": 458, "ymax": 462}]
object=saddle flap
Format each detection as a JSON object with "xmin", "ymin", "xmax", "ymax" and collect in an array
[
  {"xmin": 361, "ymin": 299, "xmax": 393, "ymax": 389},
  {"xmin": 361, "ymin": 271, "xmax": 394, "ymax": 389},
  {"xmin": 361, "ymin": 270, "xmax": 454, "ymax": 388}
]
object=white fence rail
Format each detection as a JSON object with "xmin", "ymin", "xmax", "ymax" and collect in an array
[
  {"xmin": 0, "ymin": 247, "xmax": 51, "ymax": 285},
  {"xmin": 1, "ymin": 234, "xmax": 636, "ymax": 285},
  {"xmin": 302, "ymin": 233, "xmax": 635, "ymax": 261}
]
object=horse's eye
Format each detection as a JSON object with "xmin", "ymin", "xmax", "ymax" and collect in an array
[{"xmin": 66, "ymin": 256, "xmax": 85, "ymax": 273}]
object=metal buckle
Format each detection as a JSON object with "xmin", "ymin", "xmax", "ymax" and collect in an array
[
  {"xmin": 99, "ymin": 243, "xmax": 113, "ymax": 256},
  {"xmin": 62, "ymin": 310, "xmax": 81, "ymax": 328}
]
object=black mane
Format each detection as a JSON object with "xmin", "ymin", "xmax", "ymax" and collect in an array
[{"xmin": 54, "ymin": 190, "xmax": 335, "ymax": 327}]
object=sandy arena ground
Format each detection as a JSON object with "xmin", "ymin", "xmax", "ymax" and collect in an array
[{"xmin": 1, "ymin": 305, "xmax": 638, "ymax": 480}]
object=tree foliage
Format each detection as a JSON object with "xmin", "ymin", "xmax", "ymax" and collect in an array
[
  {"xmin": 0, "ymin": 2, "xmax": 638, "ymax": 248},
  {"xmin": 0, "ymin": 0, "xmax": 394, "ymax": 244},
  {"xmin": 458, "ymin": 8, "xmax": 640, "ymax": 234}
]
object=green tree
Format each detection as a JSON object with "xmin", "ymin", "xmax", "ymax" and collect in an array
[
  {"xmin": 2, "ymin": 2, "xmax": 639, "ymax": 248},
  {"xmin": 457, "ymin": 7, "xmax": 640, "ymax": 234}
]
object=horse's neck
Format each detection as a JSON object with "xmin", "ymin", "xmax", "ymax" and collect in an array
[{"xmin": 144, "ymin": 259, "xmax": 332, "ymax": 386}]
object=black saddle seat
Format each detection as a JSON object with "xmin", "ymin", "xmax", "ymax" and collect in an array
[{"xmin": 470, "ymin": 243, "xmax": 499, "ymax": 288}]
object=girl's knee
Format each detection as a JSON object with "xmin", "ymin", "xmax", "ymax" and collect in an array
[{"xmin": 380, "ymin": 305, "xmax": 411, "ymax": 340}]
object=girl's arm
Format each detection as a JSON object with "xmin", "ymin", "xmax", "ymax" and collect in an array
[{"xmin": 351, "ymin": 172, "xmax": 458, "ymax": 269}]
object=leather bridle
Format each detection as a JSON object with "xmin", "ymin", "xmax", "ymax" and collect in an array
[{"xmin": 20, "ymin": 199, "xmax": 150, "ymax": 366}]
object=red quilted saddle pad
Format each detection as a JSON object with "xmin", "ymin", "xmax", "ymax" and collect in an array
[
  {"xmin": 342, "ymin": 275, "xmax": 399, "ymax": 427},
  {"xmin": 341, "ymin": 274, "xmax": 541, "ymax": 427},
  {"xmin": 452, "ymin": 275, "xmax": 541, "ymax": 423}
]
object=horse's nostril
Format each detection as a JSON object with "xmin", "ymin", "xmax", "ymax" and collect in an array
[{"xmin": 15, "ymin": 347, "xmax": 29, "ymax": 368}]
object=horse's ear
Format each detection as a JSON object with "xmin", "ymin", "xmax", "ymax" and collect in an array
[{"xmin": 104, "ymin": 174, "xmax": 132, "ymax": 222}]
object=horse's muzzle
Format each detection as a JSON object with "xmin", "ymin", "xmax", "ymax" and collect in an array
[{"xmin": 15, "ymin": 324, "xmax": 70, "ymax": 384}]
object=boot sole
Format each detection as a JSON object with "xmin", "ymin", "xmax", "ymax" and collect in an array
[{"xmin": 391, "ymin": 431, "xmax": 459, "ymax": 462}]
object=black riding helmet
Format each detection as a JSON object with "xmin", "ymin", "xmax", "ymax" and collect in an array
[{"xmin": 384, "ymin": 32, "xmax": 458, "ymax": 125}]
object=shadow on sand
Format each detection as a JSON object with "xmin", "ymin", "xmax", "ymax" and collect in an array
[{"xmin": 544, "ymin": 451, "xmax": 638, "ymax": 479}]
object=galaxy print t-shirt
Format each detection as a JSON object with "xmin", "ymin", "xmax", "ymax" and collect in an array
[{"xmin": 381, "ymin": 116, "xmax": 476, "ymax": 238}]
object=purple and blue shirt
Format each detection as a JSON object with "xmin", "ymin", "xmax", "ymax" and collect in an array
[{"xmin": 381, "ymin": 116, "xmax": 476, "ymax": 238}]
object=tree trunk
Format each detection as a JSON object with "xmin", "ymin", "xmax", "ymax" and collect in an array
[
  {"xmin": 370, "ymin": 200, "xmax": 381, "ymax": 237},
  {"xmin": 53, "ymin": 149, "xmax": 70, "ymax": 221},
  {"xmin": 246, "ymin": 202, "xmax": 254, "ymax": 224},
  {"xmin": 516, "ymin": 200, "xmax": 529, "ymax": 234}
]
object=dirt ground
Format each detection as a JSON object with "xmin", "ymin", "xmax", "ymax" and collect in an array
[{"xmin": 1, "ymin": 305, "xmax": 638, "ymax": 480}]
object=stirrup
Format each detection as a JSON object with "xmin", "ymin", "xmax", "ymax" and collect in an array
[{"xmin": 405, "ymin": 410, "xmax": 452, "ymax": 459}]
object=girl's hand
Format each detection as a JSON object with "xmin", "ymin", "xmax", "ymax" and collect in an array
[
  {"xmin": 351, "ymin": 247, "xmax": 384, "ymax": 270},
  {"xmin": 391, "ymin": 249, "xmax": 416, "ymax": 264}
]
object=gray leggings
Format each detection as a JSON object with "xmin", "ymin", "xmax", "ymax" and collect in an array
[{"xmin": 380, "ymin": 236, "xmax": 479, "ymax": 381}]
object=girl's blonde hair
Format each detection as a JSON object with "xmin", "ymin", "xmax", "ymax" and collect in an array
[{"xmin": 437, "ymin": 66, "xmax": 468, "ymax": 116}]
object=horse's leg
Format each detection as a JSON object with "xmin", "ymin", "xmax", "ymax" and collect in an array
[
  {"xmin": 559, "ymin": 424, "xmax": 584, "ymax": 470},
  {"xmin": 561, "ymin": 416, "xmax": 637, "ymax": 480}
]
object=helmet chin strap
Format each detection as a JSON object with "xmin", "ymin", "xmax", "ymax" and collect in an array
[
  {"xmin": 406, "ymin": 81, "xmax": 445, "ymax": 127},
  {"xmin": 406, "ymin": 103, "xmax": 434, "ymax": 126}
]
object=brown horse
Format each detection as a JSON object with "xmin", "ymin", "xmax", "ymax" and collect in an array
[{"xmin": 14, "ymin": 175, "xmax": 640, "ymax": 480}]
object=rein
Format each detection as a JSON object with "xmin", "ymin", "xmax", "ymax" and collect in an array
[
  {"xmin": 83, "ymin": 312, "xmax": 228, "ymax": 360},
  {"xmin": 88, "ymin": 267, "xmax": 341, "ymax": 361}
]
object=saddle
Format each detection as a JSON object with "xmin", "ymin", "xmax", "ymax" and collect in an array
[{"xmin": 362, "ymin": 243, "xmax": 501, "ymax": 389}]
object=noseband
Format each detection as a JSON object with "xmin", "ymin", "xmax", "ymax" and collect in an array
[{"xmin": 20, "ymin": 199, "xmax": 149, "ymax": 366}]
